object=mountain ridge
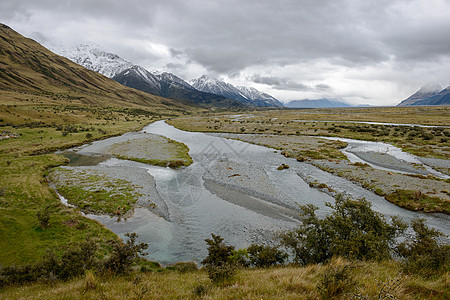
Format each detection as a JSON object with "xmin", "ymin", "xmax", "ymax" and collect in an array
[
  {"xmin": 285, "ymin": 98, "xmax": 351, "ymax": 108},
  {"xmin": 411, "ymin": 86, "xmax": 450, "ymax": 106},
  {"xmin": 397, "ymin": 83, "xmax": 446, "ymax": 106},
  {"xmin": 0, "ymin": 23, "xmax": 189, "ymax": 111},
  {"xmin": 191, "ymin": 75, "xmax": 283, "ymax": 107}
]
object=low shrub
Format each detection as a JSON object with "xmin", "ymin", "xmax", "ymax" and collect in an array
[
  {"xmin": 279, "ymin": 194, "xmax": 407, "ymax": 265},
  {"xmin": 168, "ymin": 262, "xmax": 198, "ymax": 273},
  {"xmin": 246, "ymin": 244, "xmax": 287, "ymax": 267},
  {"xmin": 102, "ymin": 232, "xmax": 148, "ymax": 275},
  {"xmin": 36, "ymin": 205, "xmax": 53, "ymax": 229},
  {"xmin": 202, "ymin": 234, "xmax": 236, "ymax": 283},
  {"xmin": 0, "ymin": 237, "xmax": 99, "ymax": 287},
  {"xmin": 396, "ymin": 218, "xmax": 449, "ymax": 277},
  {"xmin": 277, "ymin": 163, "xmax": 289, "ymax": 170}
]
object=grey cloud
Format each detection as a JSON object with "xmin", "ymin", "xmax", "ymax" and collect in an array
[
  {"xmin": 169, "ymin": 48, "xmax": 183, "ymax": 58},
  {"xmin": 251, "ymin": 75, "xmax": 312, "ymax": 91},
  {"xmin": 315, "ymin": 84, "xmax": 332, "ymax": 91},
  {"xmin": 1, "ymin": 0, "xmax": 449, "ymax": 104}
]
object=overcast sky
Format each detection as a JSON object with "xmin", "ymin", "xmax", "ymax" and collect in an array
[{"xmin": 1, "ymin": 0, "xmax": 450, "ymax": 105}]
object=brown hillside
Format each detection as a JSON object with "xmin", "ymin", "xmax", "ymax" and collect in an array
[{"xmin": 0, "ymin": 23, "xmax": 191, "ymax": 112}]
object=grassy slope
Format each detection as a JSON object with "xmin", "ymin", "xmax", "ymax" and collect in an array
[
  {"xmin": 0, "ymin": 24, "xmax": 198, "ymax": 265},
  {"xmin": 0, "ymin": 259, "xmax": 447, "ymax": 299}
]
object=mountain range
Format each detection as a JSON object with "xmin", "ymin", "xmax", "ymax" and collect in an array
[
  {"xmin": 398, "ymin": 83, "xmax": 450, "ymax": 106},
  {"xmin": 0, "ymin": 24, "xmax": 187, "ymax": 111},
  {"xmin": 49, "ymin": 44, "xmax": 283, "ymax": 108},
  {"xmin": 191, "ymin": 75, "xmax": 283, "ymax": 107},
  {"xmin": 285, "ymin": 98, "xmax": 352, "ymax": 108}
]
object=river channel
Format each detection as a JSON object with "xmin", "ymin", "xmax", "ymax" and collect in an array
[{"xmin": 59, "ymin": 120, "xmax": 449, "ymax": 264}]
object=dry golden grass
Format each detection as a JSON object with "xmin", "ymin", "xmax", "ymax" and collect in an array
[{"xmin": 0, "ymin": 258, "xmax": 447, "ymax": 299}]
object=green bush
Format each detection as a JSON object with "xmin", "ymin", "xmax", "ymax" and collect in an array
[
  {"xmin": 102, "ymin": 232, "xmax": 148, "ymax": 274},
  {"xmin": 36, "ymin": 205, "xmax": 52, "ymax": 229},
  {"xmin": 202, "ymin": 234, "xmax": 236, "ymax": 283},
  {"xmin": 246, "ymin": 244, "xmax": 287, "ymax": 268},
  {"xmin": 396, "ymin": 218, "xmax": 449, "ymax": 277},
  {"xmin": 280, "ymin": 194, "xmax": 407, "ymax": 265},
  {"xmin": 0, "ymin": 237, "xmax": 99, "ymax": 287}
]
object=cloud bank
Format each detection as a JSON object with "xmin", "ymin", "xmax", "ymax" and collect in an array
[{"xmin": 1, "ymin": 0, "xmax": 450, "ymax": 105}]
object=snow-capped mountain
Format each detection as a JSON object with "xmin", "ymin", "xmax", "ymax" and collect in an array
[
  {"xmin": 49, "ymin": 44, "xmax": 133, "ymax": 78},
  {"xmin": 236, "ymin": 86, "xmax": 283, "ymax": 107},
  {"xmin": 112, "ymin": 65, "xmax": 161, "ymax": 95},
  {"xmin": 191, "ymin": 75, "xmax": 252, "ymax": 105},
  {"xmin": 50, "ymin": 44, "xmax": 280, "ymax": 108},
  {"xmin": 285, "ymin": 98, "xmax": 352, "ymax": 108},
  {"xmin": 113, "ymin": 68, "xmax": 245, "ymax": 107},
  {"xmin": 410, "ymin": 85, "xmax": 450, "ymax": 106},
  {"xmin": 191, "ymin": 75, "xmax": 283, "ymax": 107},
  {"xmin": 397, "ymin": 83, "xmax": 443, "ymax": 106}
]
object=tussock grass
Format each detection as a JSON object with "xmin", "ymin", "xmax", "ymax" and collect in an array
[{"xmin": 1, "ymin": 259, "xmax": 447, "ymax": 299}]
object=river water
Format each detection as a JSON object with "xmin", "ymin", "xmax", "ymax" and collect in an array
[{"xmin": 60, "ymin": 120, "xmax": 449, "ymax": 264}]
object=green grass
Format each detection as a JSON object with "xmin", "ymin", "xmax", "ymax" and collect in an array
[
  {"xmin": 51, "ymin": 168, "xmax": 141, "ymax": 216},
  {"xmin": 0, "ymin": 206, "xmax": 118, "ymax": 266},
  {"xmin": 0, "ymin": 106, "xmax": 191, "ymax": 266},
  {"xmin": 385, "ymin": 189, "xmax": 450, "ymax": 214}
]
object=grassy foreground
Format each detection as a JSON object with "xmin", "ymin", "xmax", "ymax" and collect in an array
[{"xmin": 0, "ymin": 259, "xmax": 447, "ymax": 299}]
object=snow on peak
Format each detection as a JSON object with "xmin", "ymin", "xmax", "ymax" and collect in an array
[
  {"xmin": 48, "ymin": 43, "xmax": 133, "ymax": 78},
  {"xmin": 191, "ymin": 75, "xmax": 283, "ymax": 107},
  {"xmin": 419, "ymin": 83, "xmax": 443, "ymax": 94}
]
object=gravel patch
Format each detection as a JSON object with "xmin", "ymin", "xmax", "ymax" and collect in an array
[
  {"xmin": 349, "ymin": 152, "xmax": 429, "ymax": 175},
  {"xmin": 203, "ymin": 158, "xmax": 296, "ymax": 209},
  {"xmin": 204, "ymin": 179, "xmax": 301, "ymax": 222},
  {"xmin": 417, "ymin": 157, "xmax": 450, "ymax": 176},
  {"xmin": 209, "ymin": 132, "xmax": 450, "ymax": 210}
]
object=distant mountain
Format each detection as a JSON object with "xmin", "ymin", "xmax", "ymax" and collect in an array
[
  {"xmin": 49, "ymin": 44, "xmax": 133, "ymax": 78},
  {"xmin": 397, "ymin": 83, "xmax": 443, "ymax": 106},
  {"xmin": 285, "ymin": 98, "xmax": 352, "ymax": 108},
  {"xmin": 191, "ymin": 75, "xmax": 283, "ymax": 107},
  {"xmin": 113, "ymin": 67, "xmax": 245, "ymax": 107},
  {"xmin": 236, "ymin": 86, "xmax": 284, "ymax": 107},
  {"xmin": 112, "ymin": 66, "xmax": 161, "ymax": 95},
  {"xmin": 412, "ymin": 86, "xmax": 450, "ymax": 106},
  {"xmin": 51, "ymin": 45, "xmax": 245, "ymax": 108}
]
